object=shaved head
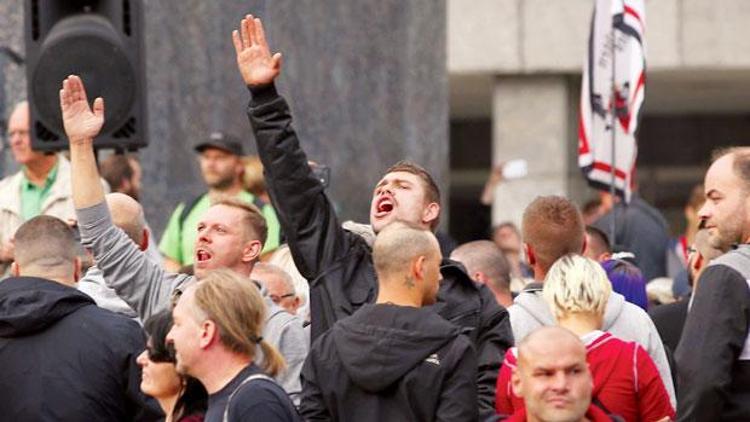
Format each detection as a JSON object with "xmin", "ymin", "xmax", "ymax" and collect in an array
[
  {"xmin": 13, "ymin": 215, "xmax": 79, "ymax": 282},
  {"xmin": 513, "ymin": 326, "xmax": 592, "ymax": 422},
  {"xmin": 451, "ymin": 240, "xmax": 510, "ymax": 292},
  {"xmin": 106, "ymin": 193, "xmax": 146, "ymax": 246},
  {"xmin": 373, "ymin": 221, "xmax": 440, "ymax": 280}
]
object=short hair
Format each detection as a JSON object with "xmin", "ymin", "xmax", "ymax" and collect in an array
[
  {"xmin": 522, "ymin": 196, "xmax": 585, "ymax": 272},
  {"xmin": 543, "ymin": 254, "xmax": 611, "ymax": 320},
  {"xmin": 693, "ymin": 228, "xmax": 728, "ymax": 262},
  {"xmin": 106, "ymin": 193, "xmax": 146, "ymax": 246},
  {"xmin": 99, "ymin": 154, "xmax": 134, "ymax": 192},
  {"xmin": 517, "ymin": 326, "xmax": 586, "ymax": 370},
  {"xmin": 252, "ymin": 262, "xmax": 295, "ymax": 294},
  {"xmin": 384, "ymin": 161, "xmax": 441, "ymax": 229},
  {"xmin": 242, "ymin": 155, "xmax": 266, "ymax": 197},
  {"xmin": 191, "ymin": 269, "xmax": 285, "ymax": 376},
  {"xmin": 711, "ymin": 146, "xmax": 750, "ymax": 191},
  {"xmin": 14, "ymin": 216, "xmax": 77, "ymax": 271},
  {"xmin": 211, "ymin": 196, "xmax": 268, "ymax": 247},
  {"xmin": 373, "ymin": 221, "xmax": 439, "ymax": 280},
  {"xmin": 585, "ymin": 226, "xmax": 611, "ymax": 256},
  {"xmin": 451, "ymin": 240, "xmax": 511, "ymax": 292}
]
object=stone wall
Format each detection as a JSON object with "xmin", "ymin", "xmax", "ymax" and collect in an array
[{"xmin": 0, "ymin": 0, "xmax": 448, "ymax": 236}]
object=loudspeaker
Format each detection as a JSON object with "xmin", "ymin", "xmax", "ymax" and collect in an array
[{"xmin": 24, "ymin": 0, "xmax": 147, "ymax": 151}]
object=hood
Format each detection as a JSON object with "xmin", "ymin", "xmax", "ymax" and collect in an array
[
  {"xmin": 0, "ymin": 277, "xmax": 94, "ymax": 337},
  {"xmin": 601, "ymin": 291, "xmax": 625, "ymax": 330},
  {"xmin": 332, "ymin": 303, "xmax": 460, "ymax": 392},
  {"xmin": 512, "ymin": 285, "xmax": 555, "ymax": 327}
]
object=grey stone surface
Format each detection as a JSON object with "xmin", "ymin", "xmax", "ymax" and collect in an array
[{"xmin": 0, "ymin": 0, "xmax": 448, "ymax": 237}]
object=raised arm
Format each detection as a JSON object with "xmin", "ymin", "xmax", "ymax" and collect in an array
[
  {"xmin": 233, "ymin": 16, "xmax": 350, "ymax": 280},
  {"xmin": 60, "ymin": 75, "xmax": 105, "ymax": 209}
]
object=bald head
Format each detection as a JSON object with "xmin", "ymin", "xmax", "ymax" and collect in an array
[
  {"xmin": 517, "ymin": 326, "xmax": 586, "ymax": 368},
  {"xmin": 373, "ymin": 221, "xmax": 440, "ymax": 280},
  {"xmin": 451, "ymin": 240, "xmax": 510, "ymax": 292},
  {"xmin": 13, "ymin": 215, "xmax": 80, "ymax": 284},
  {"xmin": 106, "ymin": 193, "xmax": 147, "ymax": 248}
]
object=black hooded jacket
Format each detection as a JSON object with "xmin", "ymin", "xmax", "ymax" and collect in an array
[
  {"xmin": 300, "ymin": 304, "xmax": 477, "ymax": 421},
  {"xmin": 246, "ymin": 83, "xmax": 514, "ymax": 416},
  {"xmin": 0, "ymin": 276, "xmax": 158, "ymax": 421}
]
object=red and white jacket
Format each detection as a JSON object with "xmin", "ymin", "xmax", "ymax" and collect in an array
[{"xmin": 496, "ymin": 330, "xmax": 675, "ymax": 422}]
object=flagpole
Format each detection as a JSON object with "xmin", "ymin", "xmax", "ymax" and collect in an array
[{"xmin": 609, "ymin": 0, "xmax": 618, "ymax": 251}]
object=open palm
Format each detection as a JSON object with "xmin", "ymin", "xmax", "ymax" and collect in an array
[
  {"xmin": 232, "ymin": 15, "xmax": 282, "ymax": 87},
  {"xmin": 59, "ymin": 75, "xmax": 105, "ymax": 144}
]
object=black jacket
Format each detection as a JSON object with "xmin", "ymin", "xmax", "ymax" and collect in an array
[
  {"xmin": 675, "ymin": 245, "xmax": 750, "ymax": 421},
  {"xmin": 246, "ymin": 83, "xmax": 514, "ymax": 416},
  {"xmin": 0, "ymin": 276, "xmax": 159, "ymax": 421},
  {"xmin": 300, "ymin": 304, "xmax": 477, "ymax": 421}
]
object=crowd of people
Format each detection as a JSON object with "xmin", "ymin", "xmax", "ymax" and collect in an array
[{"xmin": 0, "ymin": 14, "xmax": 749, "ymax": 422}]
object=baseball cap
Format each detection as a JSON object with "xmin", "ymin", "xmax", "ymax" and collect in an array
[{"xmin": 194, "ymin": 131, "xmax": 244, "ymax": 156}]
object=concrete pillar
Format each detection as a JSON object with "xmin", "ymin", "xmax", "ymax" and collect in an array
[{"xmin": 490, "ymin": 75, "xmax": 578, "ymax": 227}]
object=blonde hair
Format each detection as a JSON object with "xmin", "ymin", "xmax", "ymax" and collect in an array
[
  {"xmin": 542, "ymin": 254, "xmax": 611, "ymax": 320},
  {"xmin": 192, "ymin": 269, "xmax": 285, "ymax": 377},
  {"xmin": 211, "ymin": 196, "xmax": 268, "ymax": 247},
  {"xmin": 242, "ymin": 155, "xmax": 266, "ymax": 197}
]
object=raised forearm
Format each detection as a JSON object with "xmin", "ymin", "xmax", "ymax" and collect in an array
[{"xmin": 70, "ymin": 141, "xmax": 106, "ymax": 209}]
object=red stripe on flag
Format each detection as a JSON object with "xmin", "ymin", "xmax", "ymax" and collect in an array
[
  {"xmin": 578, "ymin": 108, "xmax": 590, "ymax": 154},
  {"xmin": 624, "ymin": 5, "xmax": 644, "ymax": 33},
  {"xmin": 592, "ymin": 161, "xmax": 628, "ymax": 179}
]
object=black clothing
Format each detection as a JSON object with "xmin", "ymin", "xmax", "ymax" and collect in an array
[
  {"xmin": 593, "ymin": 196, "xmax": 670, "ymax": 281},
  {"xmin": 649, "ymin": 300, "xmax": 689, "ymax": 354},
  {"xmin": 205, "ymin": 364, "xmax": 300, "ymax": 422},
  {"xmin": 300, "ymin": 303, "xmax": 477, "ymax": 421},
  {"xmin": 675, "ymin": 245, "xmax": 750, "ymax": 421},
  {"xmin": 0, "ymin": 276, "xmax": 159, "ymax": 421},
  {"xmin": 246, "ymin": 83, "xmax": 513, "ymax": 417}
]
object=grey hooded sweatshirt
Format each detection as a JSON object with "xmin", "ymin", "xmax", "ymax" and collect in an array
[{"xmin": 509, "ymin": 284, "xmax": 676, "ymax": 407}]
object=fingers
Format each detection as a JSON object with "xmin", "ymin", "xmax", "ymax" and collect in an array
[
  {"xmin": 240, "ymin": 14, "xmax": 253, "ymax": 48},
  {"xmin": 254, "ymin": 18, "xmax": 266, "ymax": 47},
  {"xmin": 93, "ymin": 97, "xmax": 104, "ymax": 118},
  {"xmin": 232, "ymin": 30, "xmax": 243, "ymax": 55},
  {"xmin": 272, "ymin": 52, "xmax": 282, "ymax": 71}
]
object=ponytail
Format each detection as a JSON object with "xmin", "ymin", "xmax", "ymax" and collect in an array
[{"xmin": 258, "ymin": 339, "xmax": 286, "ymax": 377}]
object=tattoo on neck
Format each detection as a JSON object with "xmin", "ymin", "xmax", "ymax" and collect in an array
[{"xmin": 404, "ymin": 275, "xmax": 415, "ymax": 289}]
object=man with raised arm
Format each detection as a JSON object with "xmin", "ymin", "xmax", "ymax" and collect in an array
[
  {"xmin": 59, "ymin": 75, "xmax": 307, "ymax": 400},
  {"xmin": 232, "ymin": 15, "xmax": 513, "ymax": 416}
]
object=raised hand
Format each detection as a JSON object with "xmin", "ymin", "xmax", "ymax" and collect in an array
[
  {"xmin": 232, "ymin": 15, "xmax": 282, "ymax": 87},
  {"xmin": 59, "ymin": 75, "xmax": 105, "ymax": 144}
]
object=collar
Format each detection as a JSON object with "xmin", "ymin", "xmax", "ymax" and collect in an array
[{"xmin": 21, "ymin": 159, "xmax": 59, "ymax": 190}]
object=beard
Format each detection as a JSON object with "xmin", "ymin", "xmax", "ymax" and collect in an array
[{"xmin": 205, "ymin": 172, "xmax": 236, "ymax": 190}]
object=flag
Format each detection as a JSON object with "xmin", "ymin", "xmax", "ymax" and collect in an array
[{"xmin": 578, "ymin": 0, "xmax": 646, "ymax": 203}]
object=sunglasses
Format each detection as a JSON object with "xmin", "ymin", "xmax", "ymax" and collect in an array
[{"xmin": 145, "ymin": 344, "xmax": 175, "ymax": 363}]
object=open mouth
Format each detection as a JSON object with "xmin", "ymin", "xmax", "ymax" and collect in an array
[
  {"xmin": 195, "ymin": 249, "xmax": 212, "ymax": 264},
  {"xmin": 375, "ymin": 197, "xmax": 395, "ymax": 217}
]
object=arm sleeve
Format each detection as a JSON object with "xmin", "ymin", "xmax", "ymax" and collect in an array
[
  {"xmin": 158, "ymin": 203, "xmax": 185, "ymax": 263},
  {"xmin": 477, "ymin": 287, "xmax": 515, "ymax": 417},
  {"xmin": 246, "ymin": 84, "xmax": 350, "ymax": 280},
  {"xmin": 675, "ymin": 265, "xmax": 750, "ymax": 421},
  {"xmin": 634, "ymin": 344, "xmax": 675, "ymax": 421},
  {"xmin": 436, "ymin": 337, "xmax": 478, "ymax": 422},
  {"xmin": 274, "ymin": 318, "xmax": 309, "ymax": 406},
  {"xmin": 78, "ymin": 201, "xmax": 182, "ymax": 321},
  {"xmin": 641, "ymin": 310, "xmax": 677, "ymax": 408},
  {"xmin": 299, "ymin": 349, "xmax": 333, "ymax": 421}
]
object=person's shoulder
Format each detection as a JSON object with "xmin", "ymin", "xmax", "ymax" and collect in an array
[
  {"xmin": 79, "ymin": 305, "xmax": 144, "ymax": 338},
  {"xmin": 229, "ymin": 377, "xmax": 293, "ymax": 416}
]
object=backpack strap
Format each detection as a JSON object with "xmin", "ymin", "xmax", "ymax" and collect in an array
[{"xmin": 222, "ymin": 373, "xmax": 275, "ymax": 422}]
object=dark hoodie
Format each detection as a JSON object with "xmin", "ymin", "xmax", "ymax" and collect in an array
[
  {"xmin": 0, "ymin": 276, "xmax": 159, "ymax": 421},
  {"xmin": 300, "ymin": 303, "xmax": 477, "ymax": 421}
]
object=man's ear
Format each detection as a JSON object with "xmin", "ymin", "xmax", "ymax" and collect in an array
[
  {"xmin": 581, "ymin": 235, "xmax": 588, "ymax": 255},
  {"xmin": 422, "ymin": 202, "xmax": 440, "ymax": 228},
  {"xmin": 10, "ymin": 261, "xmax": 20, "ymax": 277},
  {"xmin": 692, "ymin": 252, "xmax": 704, "ymax": 273},
  {"xmin": 511, "ymin": 367, "xmax": 523, "ymax": 397},
  {"xmin": 200, "ymin": 320, "xmax": 218, "ymax": 349},
  {"xmin": 73, "ymin": 257, "xmax": 82, "ymax": 282},
  {"xmin": 473, "ymin": 271, "xmax": 488, "ymax": 284},
  {"xmin": 524, "ymin": 243, "xmax": 536, "ymax": 266},
  {"xmin": 412, "ymin": 255, "xmax": 427, "ymax": 282},
  {"xmin": 140, "ymin": 228, "xmax": 149, "ymax": 251},
  {"xmin": 241, "ymin": 239, "xmax": 263, "ymax": 264}
]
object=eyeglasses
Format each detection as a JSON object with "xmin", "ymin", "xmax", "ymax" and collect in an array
[
  {"xmin": 269, "ymin": 293, "xmax": 295, "ymax": 304},
  {"xmin": 145, "ymin": 344, "xmax": 175, "ymax": 363}
]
